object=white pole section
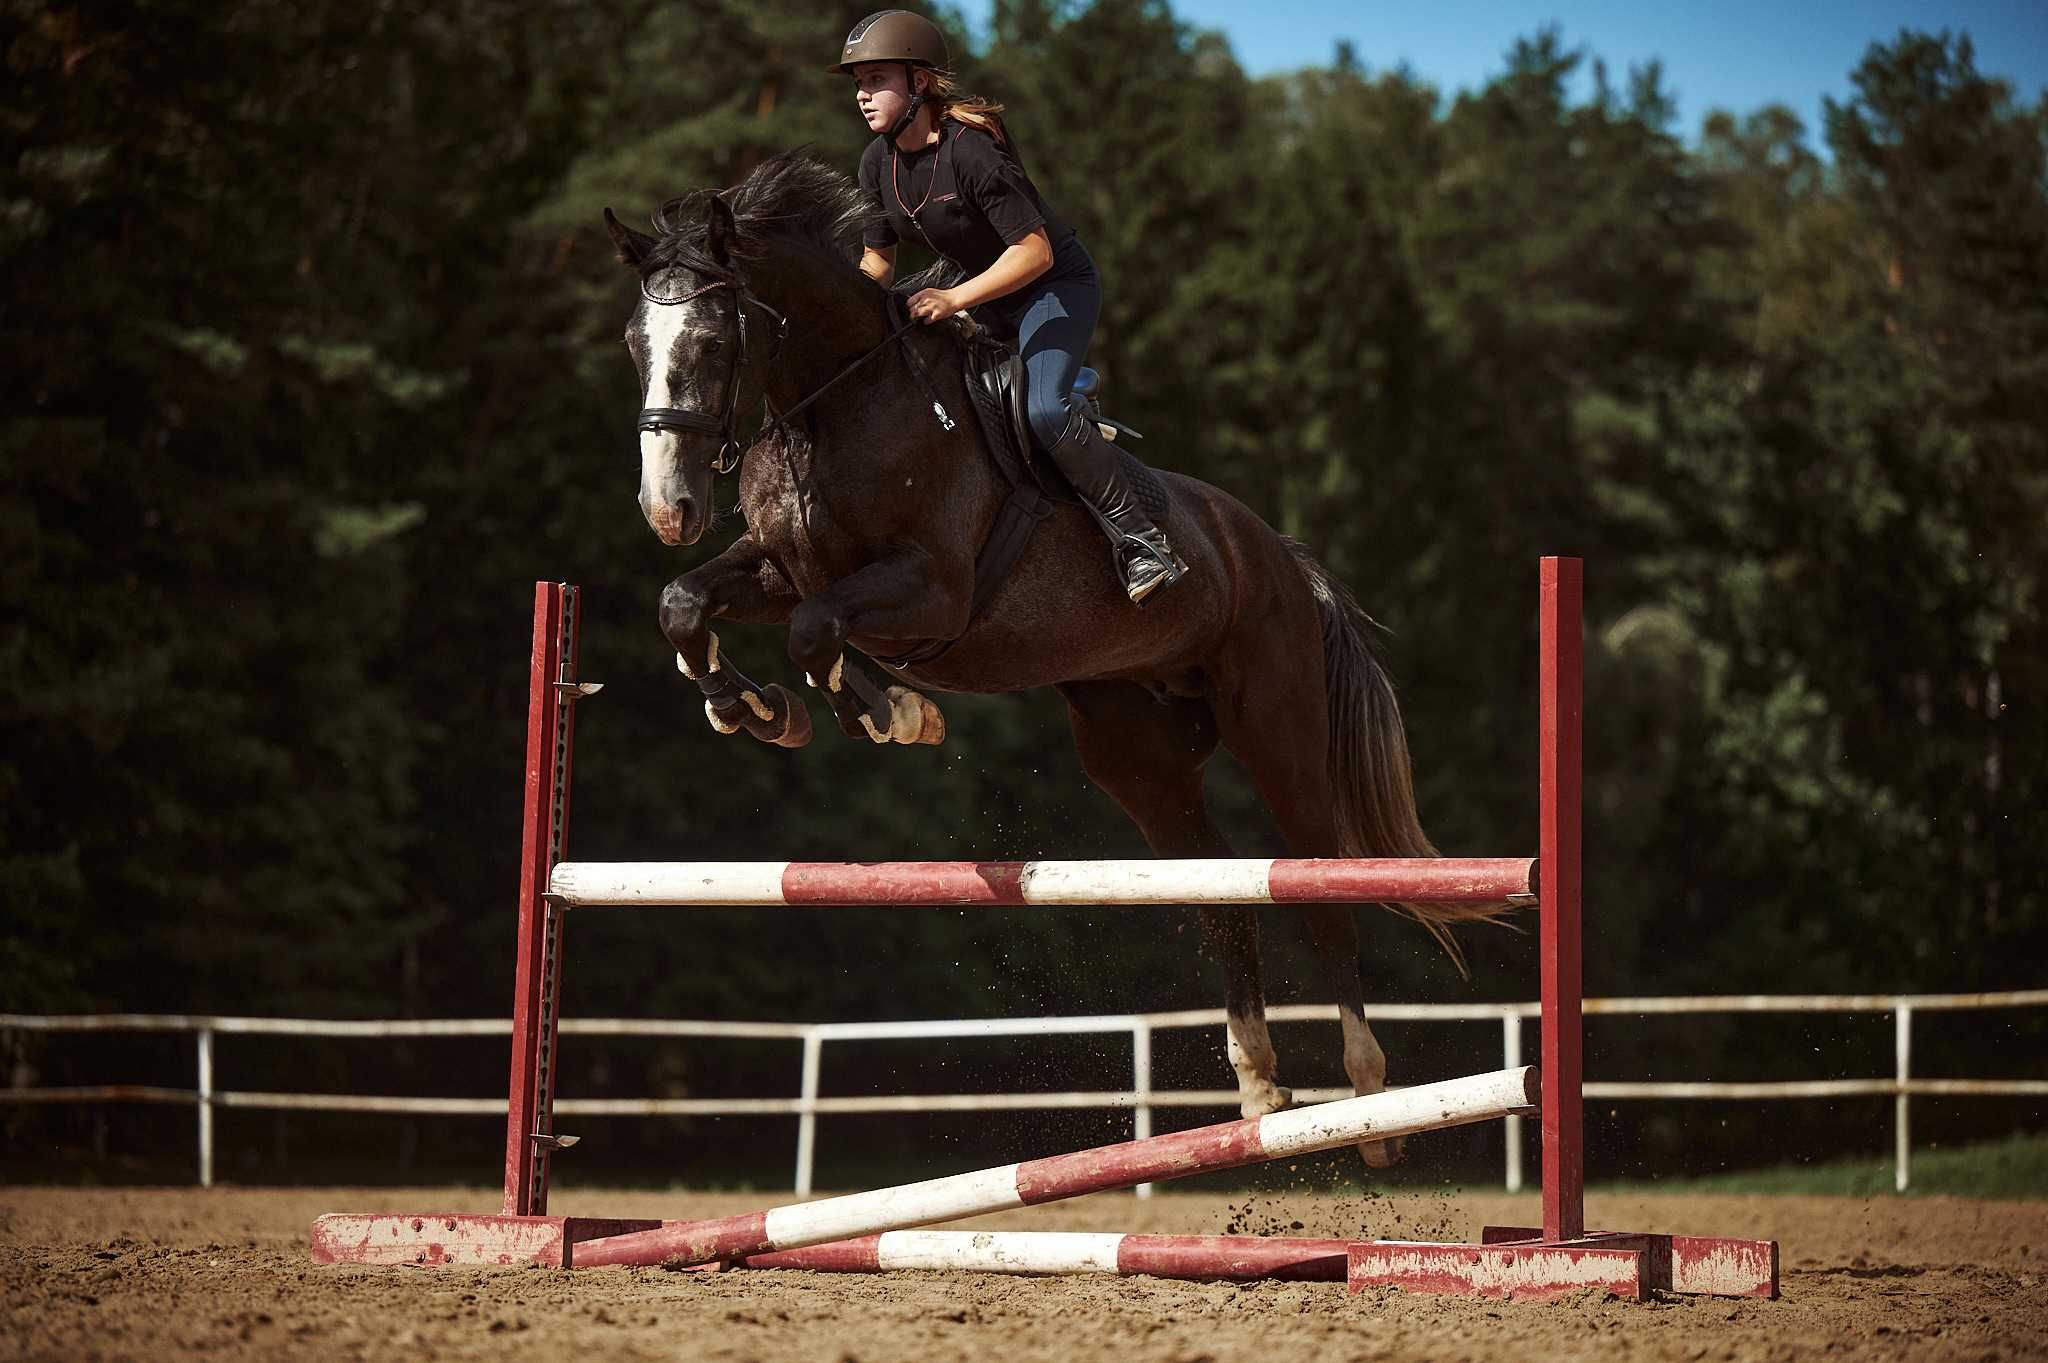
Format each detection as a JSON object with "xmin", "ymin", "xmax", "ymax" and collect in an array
[
  {"xmin": 1503, "ymin": 1013, "xmax": 1523, "ymax": 1194},
  {"xmin": 1132, "ymin": 1021, "xmax": 1153, "ymax": 1199}
]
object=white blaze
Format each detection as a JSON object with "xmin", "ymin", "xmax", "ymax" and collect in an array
[{"xmin": 637, "ymin": 285, "xmax": 693, "ymax": 496}]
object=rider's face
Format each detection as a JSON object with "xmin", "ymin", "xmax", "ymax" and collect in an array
[{"xmin": 851, "ymin": 62, "xmax": 920, "ymax": 134}]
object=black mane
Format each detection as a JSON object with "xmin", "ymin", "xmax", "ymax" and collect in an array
[{"xmin": 642, "ymin": 152, "xmax": 880, "ymax": 280}]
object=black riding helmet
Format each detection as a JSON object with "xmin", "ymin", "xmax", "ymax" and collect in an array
[{"xmin": 831, "ymin": 10, "xmax": 950, "ymax": 142}]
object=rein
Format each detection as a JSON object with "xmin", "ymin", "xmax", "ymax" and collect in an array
[
  {"xmin": 635, "ymin": 268, "xmax": 949, "ymax": 474},
  {"xmin": 769, "ymin": 310, "xmax": 922, "ymax": 432}
]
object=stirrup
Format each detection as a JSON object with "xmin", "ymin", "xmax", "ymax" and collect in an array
[{"xmin": 1115, "ymin": 530, "xmax": 1189, "ymax": 605}]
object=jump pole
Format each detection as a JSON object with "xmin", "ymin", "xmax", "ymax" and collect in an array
[
  {"xmin": 700, "ymin": 1230, "xmax": 1355, "ymax": 1281},
  {"xmin": 567, "ymin": 1068, "xmax": 1538, "ymax": 1268}
]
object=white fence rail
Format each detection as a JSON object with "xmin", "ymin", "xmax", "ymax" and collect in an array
[{"xmin": 7, "ymin": 991, "xmax": 2046, "ymax": 1195}]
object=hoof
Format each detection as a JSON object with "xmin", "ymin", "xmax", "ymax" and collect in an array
[
  {"xmin": 1238, "ymin": 1084, "xmax": 1293, "ymax": 1120},
  {"xmin": 884, "ymin": 686, "xmax": 946, "ymax": 745},
  {"xmin": 1357, "ymin": 1134, "xmax": 1406, "ymax": 1169}
]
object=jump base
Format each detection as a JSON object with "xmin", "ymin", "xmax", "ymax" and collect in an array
[
  {"xmin": 1479, "ymin": 1226, "xmax": 1780, "ymax": 1298},
  {"xmin": 309, "ymin": 1213, "xmax": 658, "ymax": 1268},
  {"xmin": 1345, "ymin": 1226, "xmax": 1778, "ymax": 1301},
  {"xmin": 1348, "ymin": 1239, "xmax": 1648, "ymax": 1301}
]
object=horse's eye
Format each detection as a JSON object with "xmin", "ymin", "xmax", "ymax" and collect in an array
[{"xmin": 705, "ymin": 337, "xmax": 724, "ymax": 353}]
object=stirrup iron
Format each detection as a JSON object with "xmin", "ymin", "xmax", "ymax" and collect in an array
[{"xmin": 1114, "ymin": 527, "xmax": 1188, "ymax": 605}]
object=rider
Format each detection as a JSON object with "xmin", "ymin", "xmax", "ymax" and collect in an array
[{"xmin": 832, "ymin": 10, "xmax": 1188, "ymax": 605}]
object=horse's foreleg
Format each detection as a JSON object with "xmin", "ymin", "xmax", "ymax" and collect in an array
[
  {"xmin": 658, "ymin": 537, "xmax": 811, "ymax": 748},
  {"xmin": 1208, "ymin": 596, "xmax": 1407, "ymax": 1167},
  {"xmin": 785, "ymin": 548, "xmax": 962, "ymax": 745}
]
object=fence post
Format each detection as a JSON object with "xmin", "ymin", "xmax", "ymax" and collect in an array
[
  {"xmin": 794, "ymin": 1031, "xmax": 822, "ymax": 1198},
  {"xmin": 1503, "ymin": 1013, "xmax": 1523, "ymax": 1193},
  {"xmin": 1132, "ymin": 1021, "xmax": 1154, "ymax": 1199},
  {"xmin": 197, "ymin": 1026, "xmax": 215, "ymax": 1189},
  {"xmin": 1894, "ymin": 1003, "xmax": 1913, "ymax": 1193}
]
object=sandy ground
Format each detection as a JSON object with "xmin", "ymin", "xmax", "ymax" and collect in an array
[{"xmin": 3, "ymin": 1184, "xmax": 2045, "ymax": 1362}]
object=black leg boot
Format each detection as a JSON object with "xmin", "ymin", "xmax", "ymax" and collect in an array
[{"xmin": 1047, "ymin": 408, "xmax": 1190, "ymax": 604}]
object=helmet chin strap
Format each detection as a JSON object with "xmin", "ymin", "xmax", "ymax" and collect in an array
[{"xmin": 885, "ymin": 62, "xmax": 928, "ymax": 143}]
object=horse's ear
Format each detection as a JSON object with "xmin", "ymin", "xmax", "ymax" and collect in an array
[
  {"xmin": 604, "ymin": 207, "xmax": 656, "ymax": 268},
  {"xmin": 705, "ymin": 194, "xmax": 735, "ymax": 265}
]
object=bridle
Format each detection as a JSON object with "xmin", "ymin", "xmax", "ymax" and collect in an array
[
  {"xmin": 634, "ymin": 261, "xmax": 945, "ymax": 476},
  {"xmin": 635, "ymin": 272, "xmax": 788, "ymax": 475}
]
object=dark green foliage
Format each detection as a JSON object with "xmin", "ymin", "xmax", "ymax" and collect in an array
[{"xmin": 4, "ymin": 5, "xmax": 2042, "ymax": 1182}]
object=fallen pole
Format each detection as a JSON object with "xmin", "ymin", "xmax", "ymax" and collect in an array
[
  {"xmin": 712, "ymin": 1230, "xmax": 1351, "ymax": 1281},
  {"xmin": 548, "ymin": 857, "xmax": 1535, "ymax": 908},
  {"xmin": 572, "ymin": 1066, "xmax": 1538, "ymax": 1269}
]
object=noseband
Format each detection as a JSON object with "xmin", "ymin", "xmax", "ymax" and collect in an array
[{"xmin": 635, "ymin": 273, "xmax": 788, "ymax": 475}]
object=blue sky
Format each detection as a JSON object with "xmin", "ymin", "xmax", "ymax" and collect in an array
[{"xmin": 952, "ymin": 0, "xmax": 2047, "ymax": 144}]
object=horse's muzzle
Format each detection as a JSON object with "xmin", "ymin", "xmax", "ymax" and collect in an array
[{"xmin": 641, "ymin": 494, "xmax": 702, "ymax": 547}]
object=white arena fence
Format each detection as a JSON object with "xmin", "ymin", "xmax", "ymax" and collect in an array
[{"xmin": 7, "ymin": 990, "xmax": 2045, "ymax": 1196}]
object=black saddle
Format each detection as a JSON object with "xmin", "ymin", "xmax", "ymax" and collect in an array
[
  {"xmin": 868, "ymin": 284, "xmax": 1173, "ymax": 671},
  {"xmin": 956, "ymin": 324, "xmax": 1172, "ymax": 522}
]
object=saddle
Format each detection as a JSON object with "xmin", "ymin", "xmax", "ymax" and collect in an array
[
  {"xmin": 954, "ymin": 320, "xmax": 1172, "ymax": 522},
  {"xmin": 869, "ymin": 287, "xmax": 1173, "ymax": 670}
]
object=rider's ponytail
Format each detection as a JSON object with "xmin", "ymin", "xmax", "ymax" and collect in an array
[{"xmin": 921, "ymin": 69, "xmax": 1009, "ymax": 145}]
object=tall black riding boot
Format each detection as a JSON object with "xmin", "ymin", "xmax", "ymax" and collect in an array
[{"xmin": 1047, "ymin": 409, "xmax": 1189, "ymax": 604}]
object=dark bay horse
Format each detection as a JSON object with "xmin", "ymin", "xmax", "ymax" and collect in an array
[{"xmin": 605, "ymin": 154, "xmax": 1506, "ymax": 1166}]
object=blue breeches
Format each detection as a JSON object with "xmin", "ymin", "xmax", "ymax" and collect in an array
[{"xmin": 976, "ymin": 242, "xmax": 1101, "ymax": 453}]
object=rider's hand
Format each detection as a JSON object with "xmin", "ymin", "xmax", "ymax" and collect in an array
[{"xmin": 907, "ymin": 287, "xmax": 962, "ymax": 324}]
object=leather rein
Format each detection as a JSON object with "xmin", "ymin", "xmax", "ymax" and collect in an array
[{"xmin": 634, "ymin": 268, "xmax": 941, "ymax": 472}]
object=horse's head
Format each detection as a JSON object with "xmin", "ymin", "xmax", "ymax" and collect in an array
[
  {"xmin": 607, "ymin": 195, "xmax": 760, "ymax": 547},
  {"xmin": 607, "ymin": 156, "xmax": 883, "ymax": 545}
]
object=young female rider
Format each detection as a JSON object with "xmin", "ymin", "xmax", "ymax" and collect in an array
[{"xmin": 832, "ymin": 9, "xmax": 1187, "ymax": 604}]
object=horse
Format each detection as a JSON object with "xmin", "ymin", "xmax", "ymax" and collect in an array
[{"xmin": 604, "ymin": 153, "xmax": 1508, "ymax": 1167}]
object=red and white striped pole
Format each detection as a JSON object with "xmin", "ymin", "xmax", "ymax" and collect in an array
[
  {"xmin": 547, "ymin": 857, "xmax": 1534, "ymax": 907},
  {"xmin": 572, "ymin": 1067, "xmax": 1538, "ymax": 1268},
  {"xmin": 715, "ymin": 1230, "xmax": 1352, "ymax": 1281}
]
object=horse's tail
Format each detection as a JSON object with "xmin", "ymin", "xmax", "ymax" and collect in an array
[{"xmin": 1286, "ymin": 539, "xmax": 1513, "ymax": 973}]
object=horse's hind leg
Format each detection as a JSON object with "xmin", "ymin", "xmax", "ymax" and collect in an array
[
  {"xmin": 1057, "ymin": 680, "xmax": 1290, "ymax": 1119},
  {"xmin": 1205, "ymin": 907, "xmax": 1291, "ymax": 1118},
  {"xmin": 1301, "ymin": 904, "xmax": 1400, "ymax": 1168},
  {"xmin": 1209, "ymin": 634, "xmax": 1404, "ymax": 1166}
]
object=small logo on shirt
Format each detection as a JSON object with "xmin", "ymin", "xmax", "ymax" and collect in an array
[{"xmin": 933, "ymin": 193, "xmax": 957, "ymax": 202}]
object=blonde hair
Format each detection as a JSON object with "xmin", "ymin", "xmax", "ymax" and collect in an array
[{"xmin": 919, "ymin": 69, "xmax": 1009, "ymax": 145}]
